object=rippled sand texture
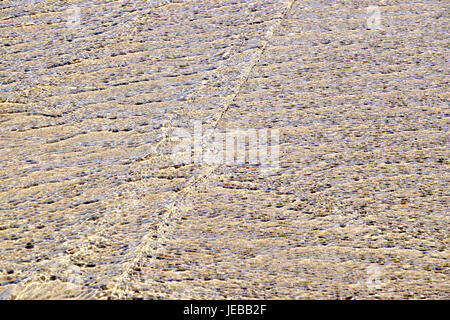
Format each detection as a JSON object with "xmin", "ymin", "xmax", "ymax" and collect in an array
[{"xmin": 0, "ymin": 0, "xmax": 449, "ymax": 299}]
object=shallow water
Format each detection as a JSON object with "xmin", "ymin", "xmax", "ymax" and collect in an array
[{"xmin": 0, "ymin": 0, "xmax": 448, "ymax": 299}]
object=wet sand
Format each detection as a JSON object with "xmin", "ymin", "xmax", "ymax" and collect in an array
[{"xmin": 0, "ymin": 0, "xmax": 448, "ymax": 299}]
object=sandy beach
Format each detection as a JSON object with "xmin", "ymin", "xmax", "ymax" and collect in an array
[{"xmin": 0, "ymin": 0, "xmax": 448, "ymax": 299}]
